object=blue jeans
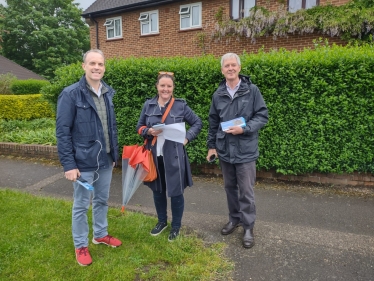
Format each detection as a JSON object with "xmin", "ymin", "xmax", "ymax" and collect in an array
[
  {"xmin": 72, "ymin": 153, "xmax": 113, "ymax": 248},
  {"xmin": 153, "ymin": 156, "xmax": 184, "ymax": 229}
]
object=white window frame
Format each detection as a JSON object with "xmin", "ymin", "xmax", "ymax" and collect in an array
[
  {"xmin": 139, "ymin": 10, "xmax": 159, "ymax": 35},
  {"xmin": 288, "ymin": 0, "xmax": 319, "ymax": 13},
  {"xmin": 179, "ymin": 2, "xmax": 202, "ymax": 30},
  {"xmin": 104, "ymin": 17, "xmax": 122, "ymax": 39},
  {"xmin": 231, "ymin": 0, "xmax": 256, "ymax": 20}
]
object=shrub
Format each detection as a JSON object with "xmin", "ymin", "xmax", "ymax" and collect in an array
[
  {"xmin": 0, "ymin": 73, "xmax": 17, "ymax": 94},
  {"xmin": 0, "ymin": 94, "xmax": 55, "ymax": 120},
  {"xmin": 42, "ymin": 44, "xmax": 374, "ymax": 175},
  {"xmin": 10, "ymin": 79, "xmax": 50, "ymax": 95}
]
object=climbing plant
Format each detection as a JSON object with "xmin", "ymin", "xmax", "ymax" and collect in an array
[{"xmin": 213, "ymin": 1, "xmax": 374, "ymax": 44}]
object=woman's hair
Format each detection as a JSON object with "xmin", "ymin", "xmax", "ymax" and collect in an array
[{"xmin": 156, "ymin": 73, "xmax": 175, "ymax": 86}]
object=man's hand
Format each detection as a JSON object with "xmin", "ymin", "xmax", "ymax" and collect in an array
[
  {"xmin": 225, "ymin": 126, "xmax": 244, "ymax": 135},
  {"xmin": 65, "ymin": 169, "xmax": 80, "ymax": 181},
  {"xmin": 206, "ymin": 149, "xmax": 217, "ymax": 162}
]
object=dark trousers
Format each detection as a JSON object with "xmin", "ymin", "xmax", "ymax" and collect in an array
[
  {"xmin": 153, "ymin": 156, "xmax": 184, "ymax": 229},
  {"xmin": 220, "ymin": 160, "xmax": 256, "ymax": 230}
]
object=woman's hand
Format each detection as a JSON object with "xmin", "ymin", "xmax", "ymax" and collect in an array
[{"xmin": 147, "ymin": 128, "xmax": 163, "ymax": 136}]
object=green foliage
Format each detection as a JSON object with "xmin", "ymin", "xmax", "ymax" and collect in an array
[
  {"xmin": 0, "ymin": 0, "xmax": 90, "ymax": 79},
  {"xmin": 0, "ymin": 118, "xmax": 56, "ymax": 145},
  {"xmin": 43, "ymin": 44, "xmax": 374, "ymax": 175},
  {"xmin": 0, "ymin": 73, "xmax": 17, "ymax": 94},
  {"xmin": 353, "ymin": 0, "xmax": 374, "ymax": 8},
  {"xmin": 10, "ymin": 79, "xmax": 50, "ymax": 95},
  {"xmin": 214, "ymin": 2, "xmax": 374, "ymax": 44},
  {"xmin": 0, "ymin": 94, "xmax": 55, "ymax": 120},
  {"xmin": 242, "ymin": 43, "xmax": 374, "ymax": 175},
  {"xmin": 0, "ymin": 189, "xmax": 233, "ymax": 280}
]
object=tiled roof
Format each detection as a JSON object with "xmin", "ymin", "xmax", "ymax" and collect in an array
[
  {"xmin": 0, "ymin": 55, "xmax": 46, "ymax": 80},
  {"xmin": 82, "ymin": 0, "xmax": 178, "ymax": 17}
]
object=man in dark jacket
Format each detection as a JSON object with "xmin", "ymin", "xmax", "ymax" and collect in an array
[
  {"xmin": 206, "ymin": 53, "xmax": 268, "ymax": 248},
  {"xmin": 56, "ymin": 49, "xmax": 121, "ymax": 266}
]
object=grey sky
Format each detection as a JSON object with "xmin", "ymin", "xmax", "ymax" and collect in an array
[{"xmin": 0, "ymin": 0, "xmax": 96, "ymax": 11}]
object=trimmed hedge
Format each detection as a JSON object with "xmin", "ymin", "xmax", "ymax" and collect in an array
[
  {"xmin": 42, "ymin": 44, "xmax": 374, "ymax": 175},
  {"xmin": 10, "ymin": 79, "xmax": 50, "ymax": 95},
  {"xmin": 0, "ymin": 94, "xmax": 55, "ymax": 120}
]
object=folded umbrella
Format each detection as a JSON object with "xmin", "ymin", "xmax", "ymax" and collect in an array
[{"xmin": 121, "ymin": 144, "xmax": 150, "ymax": 213}]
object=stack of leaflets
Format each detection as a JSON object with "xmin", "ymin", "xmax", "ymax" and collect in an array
[{"xmin": 221, "ymin": 117, "xmax": 246, "ymax": 131}]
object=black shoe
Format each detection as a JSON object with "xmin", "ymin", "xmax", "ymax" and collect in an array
[
  {"xmin": 168, "ymin": 228, "xmax": 180, "ymax": 242},
  {"xmin": 242, "ymin": 228, "xmax": 255, "ymax": 248},
  {"xmin": 150, "ymin": 222, "xmax": 167, "ymax": 236},
  {"xmin": 221, "ymin": 221, "xmax": 241, "ymax": 235}
]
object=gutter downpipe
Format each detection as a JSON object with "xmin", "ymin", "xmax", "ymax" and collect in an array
[{"xmin": 89, "ymin": 14, "xmax": 99, "ymax": 49}]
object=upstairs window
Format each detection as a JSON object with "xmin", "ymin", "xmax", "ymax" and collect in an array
[
  {"xmin": 139, "ymin": 10, "xmax": 159, "ymax": 35},
  {"xmin": 179, "ymin": 2, "xmax": 202, "ymax": 30},
  {"xmin": 103, "ymin": 17, "xmax": 122, "ymax": 39},
  {"xmin": 231, "ymin": 0, "xmax": 256, "ymax": 20},
  {"xmin": 288, "ymin": 0, "xmax": 319, "ymax": 12}
]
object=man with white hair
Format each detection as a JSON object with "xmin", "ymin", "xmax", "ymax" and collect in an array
[{"xmin": 206, "ymin": 53, "xmax": 268, "ymax": 248}]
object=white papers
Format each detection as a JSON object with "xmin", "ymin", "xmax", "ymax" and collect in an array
[
  {"xmin": 155, "ymin": 122, "xmax": 186, "ymax": 156},
  {"xmin": 161, "ymin": 122, "xmax": 186, "ymax": 143}
]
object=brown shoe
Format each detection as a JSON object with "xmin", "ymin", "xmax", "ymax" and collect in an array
[
  {"xmin": 221, "ymin": 221, "xmax": 241, "ymax": 235},
  {"xmin": 242, "ymin": 228, "xmax": 255, "ymax": 248}
]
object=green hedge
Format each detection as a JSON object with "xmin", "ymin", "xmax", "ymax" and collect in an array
[
  {"xmin": 0, "ymin": 94, "xmax": 55, "ymax": 120},
  {"xmin": 11, "ymin": 79, "xmax": 50, "ymax": 95},
  {"xmin": 42, "ymin": 44, "xmax": 374, "ymax": 175}
]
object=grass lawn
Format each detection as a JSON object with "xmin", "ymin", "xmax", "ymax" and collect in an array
[{"xmin": 0, "ymin": 189, "xmax": 233, "ymax": 281}]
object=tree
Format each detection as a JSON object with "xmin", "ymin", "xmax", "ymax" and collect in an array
[
  {"xmin": 0, "ymin": 0, "xmax": 90, "ymax": 79},
  {"xmin": 0, "ymin": 4, "xmax": 5, "ymax": 54}
]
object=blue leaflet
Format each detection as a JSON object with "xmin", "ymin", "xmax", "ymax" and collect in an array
[
  {"xmin": 76, "ymin": 177, "xmax": 94, "ymax": 191},
  {"xmin": 221, "ymin": 117, "xmax": 246, "ymax": 131}
]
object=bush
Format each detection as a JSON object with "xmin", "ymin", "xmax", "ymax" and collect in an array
[
  {"xmin": 0, "ymin": 73, "xmax": 17, "ymax": 94},
  {"xmin": 10, "ymin": 79, "xmax": 50, "ymax": 95},
  {"xmin": 0, "ymin": 94, "xmax": 55, "ymax": 120},
  {"xmin": 42, "ymin": 44, "xmax": 374, "ymax": 175}
]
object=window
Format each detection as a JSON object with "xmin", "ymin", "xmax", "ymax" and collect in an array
[
  {"xmin": 288, "ymin": 0, "xmax": 319, "ymax": 12},
  {"xmin": 231, "ymin": 0, "xmax": 256, "ymax": 20},
  {"xmin": 139, "ymin": 10, "xmax": 159, "ymax": 35},
  {"xmin": 103, "ymin": 17, "xmax": 122, "ymax": 39},
  {"xmin": 179, "ymin": 2, "xmax": 202, "ymax": 30}
]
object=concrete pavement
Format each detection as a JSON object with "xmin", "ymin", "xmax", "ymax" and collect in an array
[{"xmin": 1, "ymin": 155, "xmax": 374, "ymax": 281}]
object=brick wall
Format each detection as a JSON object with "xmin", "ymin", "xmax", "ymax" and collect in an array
[
  {"xmin": 87, "ymin": 0, "xmax": 349, "ymax": 59},
  {"xmin": 1, "ymin": 142, "xmax": 373, "ymax": 187},
  {"xmin": 0, "ymin": 143, "xmax": 59, "ymax": 161}
]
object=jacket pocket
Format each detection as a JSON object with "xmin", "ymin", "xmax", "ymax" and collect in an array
[
  {"xmin": 238, "ymin": 134, "xmax": 258, "ymax": 154},
  {"xmin": 216, "ymin": 131, "xmax": 226, "ymax": 153},
  {"xmin": 74, "ymin": 141, "xmax": 100, "ymax": 168},
  {"xmin": 76, "ymin": 102, "xmax": 96, "ymax": 137},
  {"xmin": 170, "ymin": 114, "xmax": 184, "ymax": 123}
]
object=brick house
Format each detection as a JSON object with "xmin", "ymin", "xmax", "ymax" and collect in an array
[{"xmin": 82, "ymin": 0, "xmax": 350, "ymax": 59}]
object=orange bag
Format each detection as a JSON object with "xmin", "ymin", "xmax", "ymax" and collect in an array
[
  {"xmin": 141, "ymin": 97, "xmax": 175, "ymax": 183},
  {"xmin": 143, "ymin": 148, "xmax": 157, "ymax": 182}
]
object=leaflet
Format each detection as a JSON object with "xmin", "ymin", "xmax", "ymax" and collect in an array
[
  {"xmin": 76, "ymin": 177, "xmax": 94, "ymax": 191},
  {"xmin": 221, "ymin": 117, "xmax": 246, "ymax": 131}
]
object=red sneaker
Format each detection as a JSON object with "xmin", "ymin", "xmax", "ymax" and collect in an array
[
  {"xmin": 92, "ymin": 235, "xmax": 122, "ymax": 247},
  {"xmin": 75, "ymin": 247, "xmax": 92, "ymax": 266}
]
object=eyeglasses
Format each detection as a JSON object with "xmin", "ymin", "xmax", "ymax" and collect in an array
[{"xmin": 158, "ymin": 71, "xmax": 174, "ymax": 76}]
